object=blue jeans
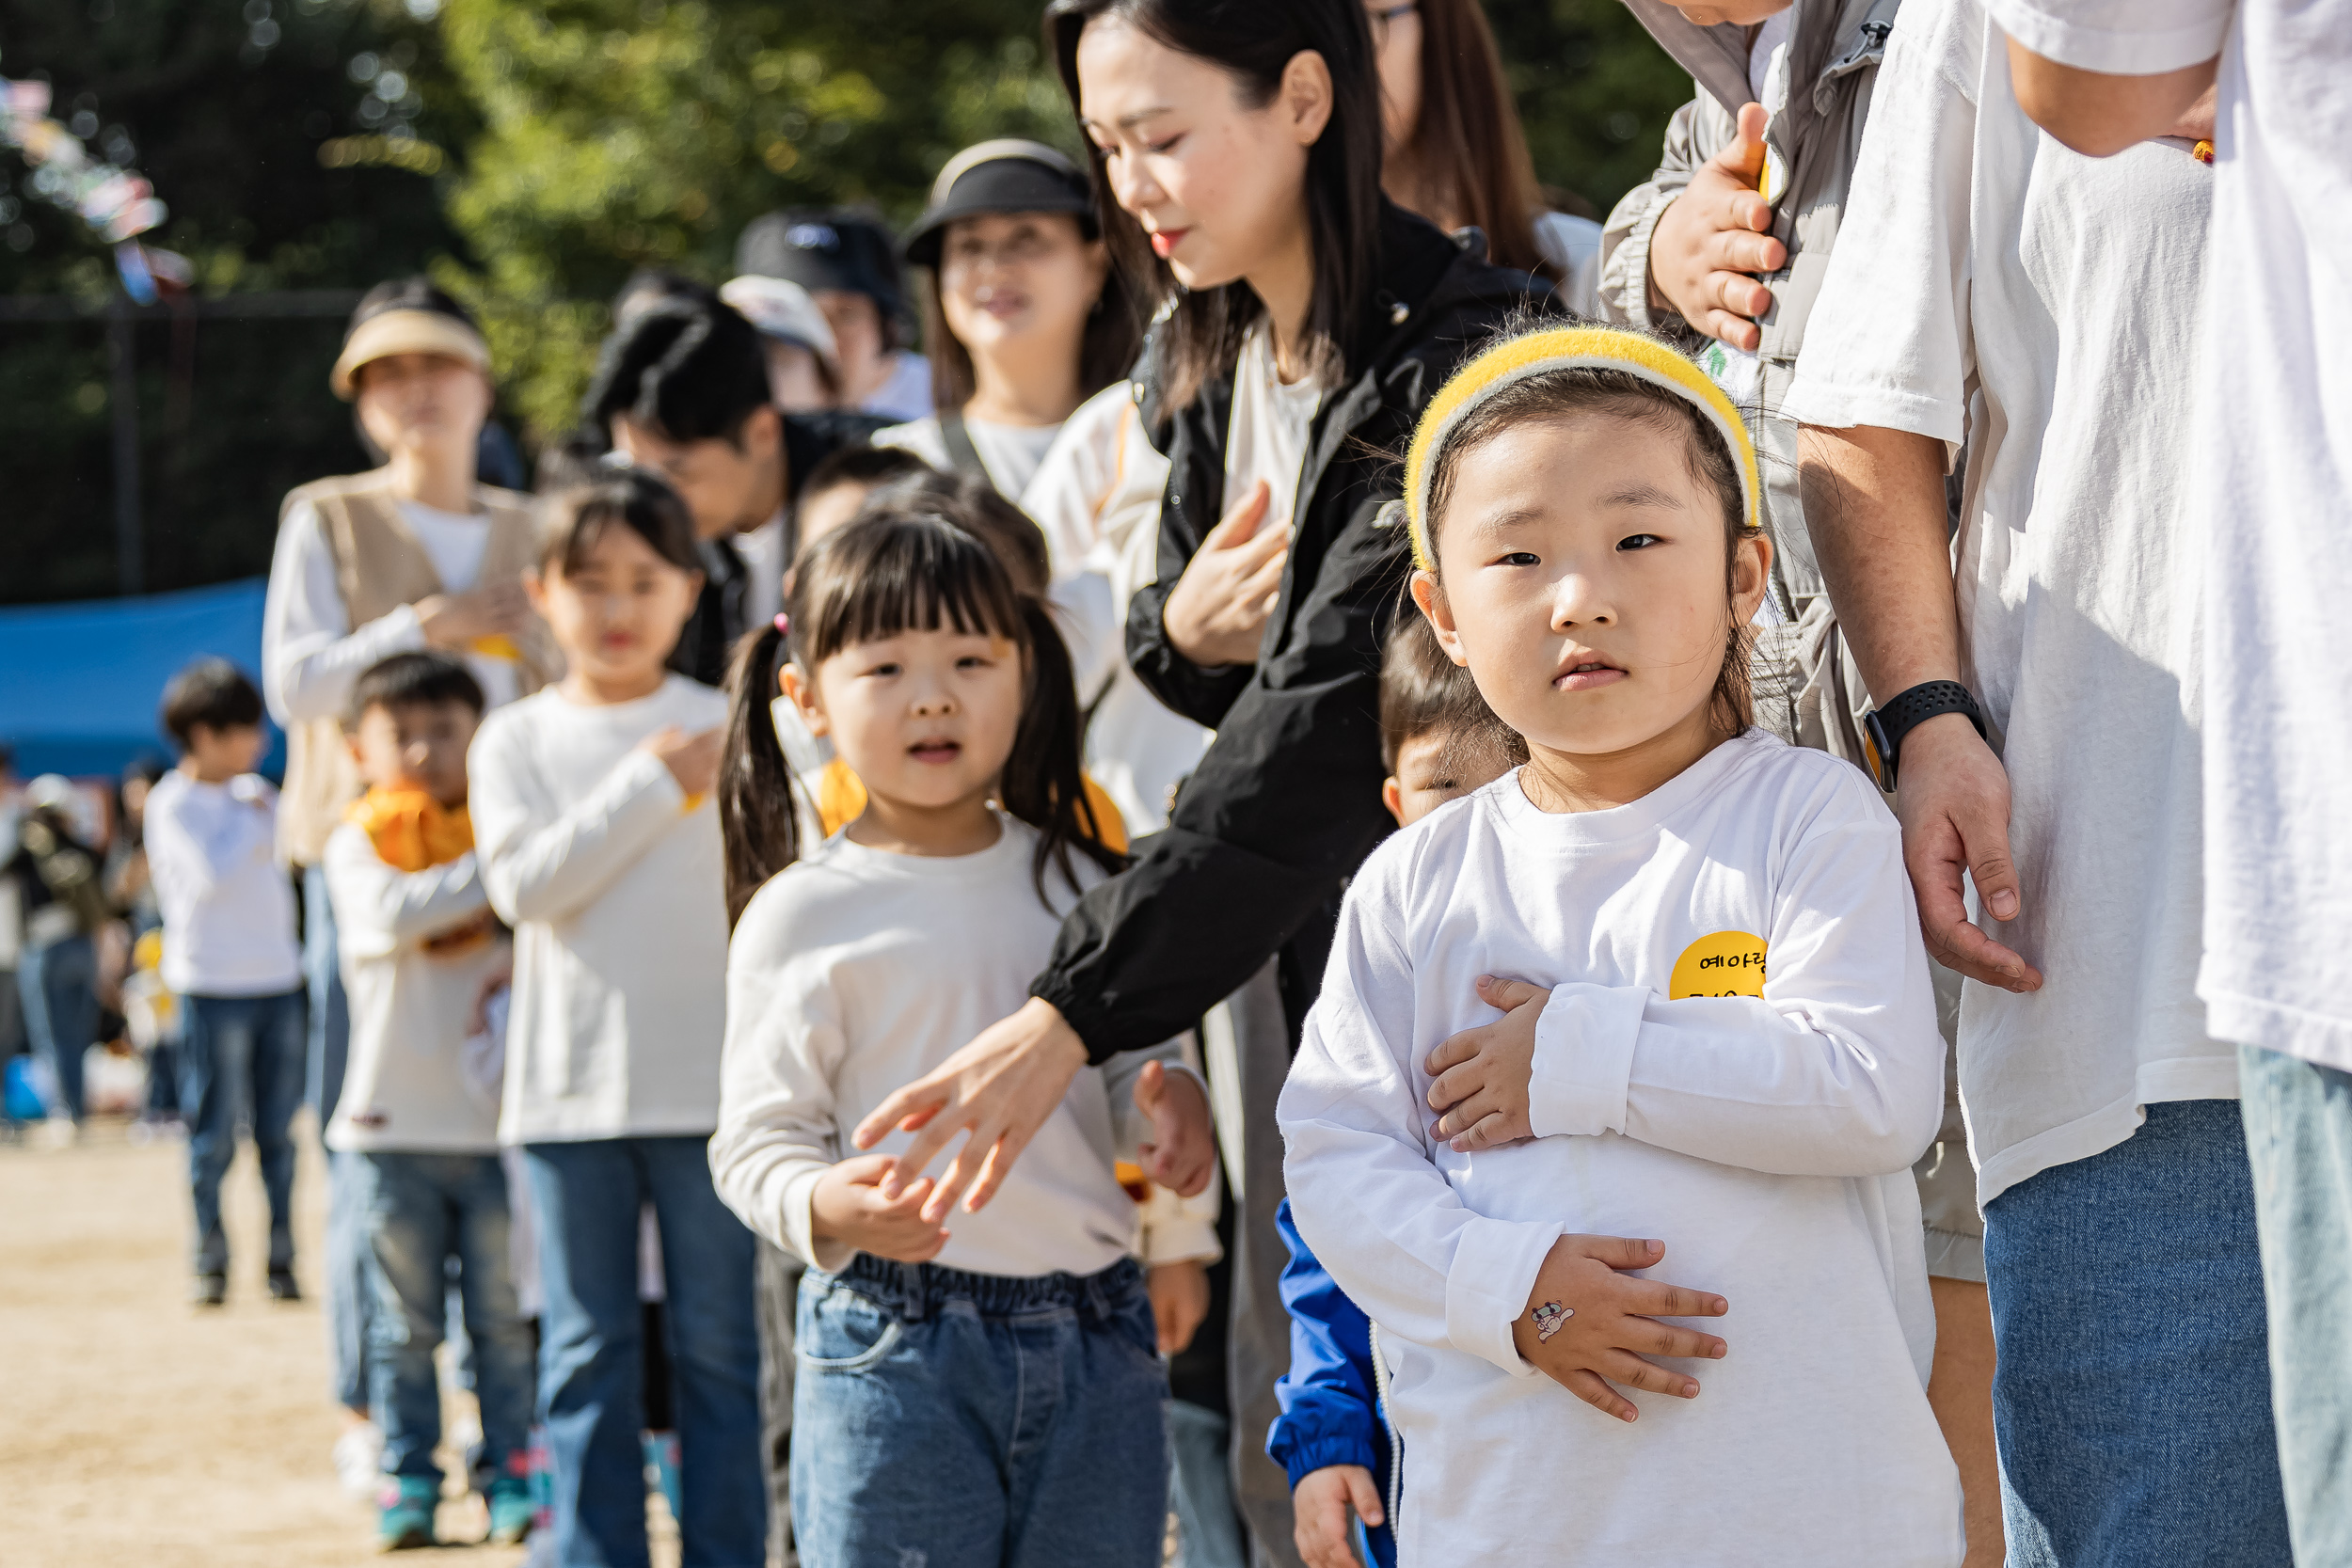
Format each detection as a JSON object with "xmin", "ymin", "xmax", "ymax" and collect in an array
[
  {"xmin": 524, "ymin": 1136, "xmax": 765, "ymax": 1568},
  {"xmin": 21, "ymin": 934, "xmax": 97, "ymax": 1122},
  {"xmin": 303, "ymin": 863, "xmax": 372, "ymax": 1411},
  {"xmin": 792, "ymin": 1255, "xmax": 1168, "ymax": 1568},
  {"xmin": 180, "ymin": 989, "xmax": 308, "ymax": 1277},
  {"xmin": 1167, "ymin": 1399, "xmax": 1247, "ymax": 1568},
  {"xmin": 2237, "ymin": 1044, "xmax": 2352, "ymax": 1566},
  {"xmin": 358, "ymin": 1150, "xmax": 534, "ymax": 1487},
  {"xmin": 1983, "ymin": 1098, "xmax": 2290, "ymax": 1566}
]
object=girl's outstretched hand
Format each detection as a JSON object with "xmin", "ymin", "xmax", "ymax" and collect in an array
[
  {"xmin": 1294, "ymin": 1464, "xmax": 1384, "ymax": 1568},
  {"xmin": 1514, "ymin": 1235, "xmax": 1729, "ymax": 1423},
  {"xmin": 1134, "ymin": 1059, "xmax": 1217, "ymax": 1197},
  {"xmin": 809, "ymin": 1153, "xmax": 950, "ymax": 1263}
]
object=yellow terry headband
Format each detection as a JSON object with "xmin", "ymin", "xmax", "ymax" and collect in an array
[{"xmin": 1399, "ymin": 325, "xmax": 1762, "ymax": 572}]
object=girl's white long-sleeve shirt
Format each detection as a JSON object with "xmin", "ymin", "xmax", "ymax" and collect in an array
[
  {"xmin": 143, "ymin": 770, "xmax": 302, "ymax": 998},
  {"xmin": 322, "ymin": 823, "xmax": 509, "ymax": 1154},
  {"xmin": 1279, "ymin": 731, "xmax": 1962, "ymax": 1566},
  {"xmin": 711, "ymin": 815, "xmax": 1195, "ymax": 1280},
  {"xmin": 469, "ymin": 676, "xmax": 731, "ymax": 1144}
]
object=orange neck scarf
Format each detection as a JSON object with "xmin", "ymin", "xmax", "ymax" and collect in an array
[{"xmin": 347, "ymin": 786, "xmax": 475, "ymax": 872}]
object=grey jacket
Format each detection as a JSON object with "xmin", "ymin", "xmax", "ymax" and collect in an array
[{"xmin": 1600, "ymin": 0, "xmax": 1900, "ymax": 603}]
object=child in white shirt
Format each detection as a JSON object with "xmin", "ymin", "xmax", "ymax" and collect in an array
[
  {"xmin": 468, "ymin": 471, "xmax": 764, "ymax": 1565},
  {"xmin": 145, "ymin": 658, "xmax": 305, "ymax": 1306},
  {"xmin": 1277, "ymin": 325, "xmax": 1960, "ymax": 1565},
  {"xmin": 708, "ymin": 504, "xmax": 1216, "ymax": 1567}
]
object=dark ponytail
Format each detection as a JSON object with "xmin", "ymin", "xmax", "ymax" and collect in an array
[
  {"xmin": 1000, "ymin": 594, "xmax": 1126, "ymax": 900},
  {"xmin": 719, "ymin": 619, "xmax": 805, "ymax": 928}
]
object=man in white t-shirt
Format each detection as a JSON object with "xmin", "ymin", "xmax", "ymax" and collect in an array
[
  {"xmin": 1990, "ymin": 4, "xmax": 2352, "ymax": 1558},
  {"xmin": 1783, "ymin": 0, "xmax": 2292, "ymax": 1560}
]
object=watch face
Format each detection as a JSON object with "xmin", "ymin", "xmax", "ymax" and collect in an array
[{"xmin": 1862, "ymin": 711, "xmax": 1896, "ymax": 794}]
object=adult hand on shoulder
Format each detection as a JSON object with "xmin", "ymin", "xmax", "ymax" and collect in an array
[
  {"xmin": 809, "ymin": 1153, "xmax": 950, "ymax": 1263},
  {"xmin": 641, "ymin": 725, "xmax": 723, "ymax": 800},
  {"xmin": 416, "ymin": 580, "xmax": 532, "ymax": 647},
  {"xmin": 1294, "ymin": 1465, "xmax": 1384, "ymax": 1568},
  {"xmin": 1647, "ymin": 102, "xmax": 1786, "ymax": 352},
  {"xmin": 1516, "ymin": 1236, "xmax": 1728, "ymax": 1423},
  {"xmin": 1134, "ymin": 1059, "xmax": 1216, "ymax": 1197},
  {"xmin": 1895, "ymin": 715, "xmax": 2043, "ymax": 993},
  {"xmin": 852, "ymin": 996, "xmax": 1090, "ymax": 1223},
  {"xmin": 1162, "ymin": 480, "xmax": 1290, "ymax": 669},
  {"xmin": 1425, "ymin": 974, "xmax": 1547, "ymax": 1151}
]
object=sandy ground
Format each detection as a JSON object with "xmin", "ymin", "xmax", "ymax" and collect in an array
[{"xmin": 0, "ymin": 1114, "xmax": 542, "ymax": 1568}]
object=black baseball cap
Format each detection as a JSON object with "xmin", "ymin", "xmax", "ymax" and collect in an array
[
  {"xmin": 735, "ymin": 208, "xmax": 906, "ymax": 324},
  {"xmin": 901, "ymin": 140, "xmax": 1098, "ymax": 271}
]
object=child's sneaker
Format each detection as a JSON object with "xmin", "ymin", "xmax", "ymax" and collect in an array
[
  {"xmin": 485, "ymin": 1476, "xmax": 534, "ymax": 1545},
  {"xmin": 333, "ymin": 1421, "xmax": 385, "ymax": 1500},
  {"xmin": 192, "ymin": 1273, "xmax": 227, "ymax": 1307},
  {"xmin": 267, "ymin": 1268, "xmax": 303, "ymax": 1302},
  {"xmin": 376, "ymin": 1477, "xmax": 438, "ymax": 1551}
]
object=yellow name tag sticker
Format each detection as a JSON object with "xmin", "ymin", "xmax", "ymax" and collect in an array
[{"xmin": 1669, "ymin": 930, "xmax": 1769, "ymax": 1000}]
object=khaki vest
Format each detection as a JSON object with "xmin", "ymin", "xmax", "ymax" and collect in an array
[{"xmin": 276, "ymin": 470, "xmax": 563, "ymax": 864}]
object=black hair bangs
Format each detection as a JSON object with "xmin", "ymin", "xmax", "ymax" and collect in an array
[{"xmin": 791, "ymin": 514, "xmax": 1029, "ymax": 668}]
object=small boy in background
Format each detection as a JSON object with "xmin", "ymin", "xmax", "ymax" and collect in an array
[
  {"xmin": 144, "ymin": 658, "xmax": 306, "ymax": 1307},
  {"xmin": 1268, "ymin": 617, "xmax": 1518, "ymax": 1568},
  {"xmin": 323, "ymin": 651, "xmax": 533, "ymax": 1551}
]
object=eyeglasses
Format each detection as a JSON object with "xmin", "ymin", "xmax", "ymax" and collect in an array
[{"xmin": 1367, "ymin": 1, "xmax": 1417, "ymax": 48}]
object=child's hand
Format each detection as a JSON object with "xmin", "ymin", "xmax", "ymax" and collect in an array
[
  {"xmin": 1293, "ymin": 1464, "xmax": 1384, "ymax": 1568},
  {"xmin": 1424, "ymin": 974, "xmax": 1548, "ymax": 1151},
  {"xmin": 810, "ymin": 1153, "xmax": 950, "ymax": 1263},
  {"xmin": 1147, "ymin": 1259, "xmax": 1210, "ymax": 1355},
  {"xmin": 1134, "ymin": 1060, "xmax": 1216, "ymax": 1197},
  {"xmin": 642, "ymin": 724, "xmax": 723, "ymax": 799},
  {"xmin": 1515, "ymin": 1234, "xmax": 1729, "ymax": 1422}
]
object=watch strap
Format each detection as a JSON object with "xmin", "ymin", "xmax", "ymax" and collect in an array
[{"xmin": 1863, "ymin": 680, "xmax": 1985, "ymax": 792}]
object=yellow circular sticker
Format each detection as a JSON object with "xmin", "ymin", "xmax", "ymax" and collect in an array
[{"xmin": 1669, "ymin": 930, "xmax": 1770, "ymax": 1000}]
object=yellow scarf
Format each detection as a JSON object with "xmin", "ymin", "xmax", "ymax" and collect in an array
[
  {"xmin": 816, "ymin": 758, "xmax": 1130, "ymax": 854},
  {"xmin": 346, "ymin": 786, "xmax": 476, "ymax": 872}
]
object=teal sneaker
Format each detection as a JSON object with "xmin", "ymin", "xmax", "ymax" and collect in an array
[
  {"xmin": 485, "ymin": 1475, "xmax": 534, "ymax": 1545},
  {"xmin": 376, "ymin": 1478, "xmax": 438, "ymax": 1551}
]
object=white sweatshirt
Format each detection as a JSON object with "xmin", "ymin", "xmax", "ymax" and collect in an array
[
  {"xmin": 711, "ymin": 814, "xmax": 1197, "ymax": 1279},
  {"xmin": 322, "ymin": 822, "xmax": 509, "ymax": 1154},
  {"xmin": 1279, "ymin": 731, "xmax": 1961, "ymax": 1566},
  {"xmin": 143, "ymin": 771, "xmax": 302, "ymax": 998},
  {"xmin": 469, "ymin": 676, "xmax": 731, "ymax": 1144}
]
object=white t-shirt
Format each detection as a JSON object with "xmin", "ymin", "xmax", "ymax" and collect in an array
[
  {"xmin": 1982, "ymin": 0, "xmax": 2352, "ymax": 1068},
  {"xmin": 1279, "ymin": 732, "xmax": 1957, "ymax": 1565},
  {"xmin": 1224, "ymin": 326, "xmax": 1322, "ymax": 545},
  {"xmin": 143, "ymin": 771, "xmax": 302, "ymax": 998},
  {"xmin": 711, "ymin": 813, "xmax": 1195, "ymax": 1279},
  {"xmin": 874, "ymin": 413, "xmax": 1064, "ymax": 500},
  {"xmin": 859, "ymin": 353, "xmax": 935, "ymax": 424},
  {"xmin": 1533, "ymin": 211, "xmax": 1604, "ymax": 318},
  {"xmin": 262, "ymin": 498, "xmax": 526, "ymax": 727},
  {"xmin": 1784, "ymin": 0, "xmax": 2235, "ymax": 1204},
  {"xmin": 469, "ymin": 676, "xmax": 732, "ymax": 1143},
  {"xmin": 1020, "ymin": 384, "xmax": 1210, "ymax": 834},
  {"xmin": 322, "ymin": 824, "xmax": 510, "ymax": 1154}
]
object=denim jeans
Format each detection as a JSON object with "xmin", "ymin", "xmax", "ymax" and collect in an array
[
  {"xmin": 792, "ymin": 1255, "xmax": 1169, "ymax": 1568},
  {"xmin": 2236, "ymin": 1044, "xmax": 2352, "ymax": 1566},
  {"xmin": 1168, "ymin": 1399, "xmax": 1248, "ymax": 1568},
  {"xmin": 1983, "ymin": 1099, "xmax": 2290, "ymax": 1566},
  {"xmin": 303, "ymin": 863, "xmax": 371, "ymax": 1411},
  {"xmin": 524, "ymin": 1136, "xmax": 765, "ymax": 1568},
  {"xmin": 20, "ymin": 934, "xmax": 97, "ymax": 1122},
  {"xmin": 179, "ymin": 988, "xmax": 307, "ymax": 1277},
  {"xmin": 358, "ymin": 1150, "xmax": 534, "ymax": 1487}
]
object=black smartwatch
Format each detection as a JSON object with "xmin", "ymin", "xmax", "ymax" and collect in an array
[{"xmin": 1861, "ymin": 680, "xmax": 1985, "ymax": 794}]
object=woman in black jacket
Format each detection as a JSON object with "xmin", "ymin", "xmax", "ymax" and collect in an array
[{"xmin": 856, "ymin": 0, "xmax": 1553, "ymax": 1197}]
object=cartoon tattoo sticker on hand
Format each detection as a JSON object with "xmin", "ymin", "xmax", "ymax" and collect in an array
[{"xmin": 1534, "ymin": 1301, "xmax": 1573, "ymax": 1342}]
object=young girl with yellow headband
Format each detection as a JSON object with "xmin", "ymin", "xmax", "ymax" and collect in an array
[{"xmin": 1277, "ymin": 324, "xmax": 1961, "ymax": 1563}]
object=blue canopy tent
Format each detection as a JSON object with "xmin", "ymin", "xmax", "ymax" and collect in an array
[{"xmin": 0, "ymin": 578, "xmax": 282, "ymax": 780}]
